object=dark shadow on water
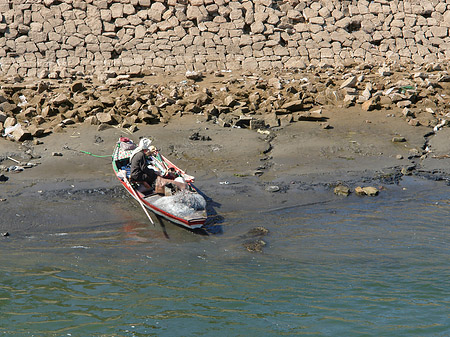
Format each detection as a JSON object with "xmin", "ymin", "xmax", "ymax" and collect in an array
[
  {"xmin": 191, "ymin": 227, "xmax": 210, "ymax": 236},
  {"xmin": 192, "ymin": 183, "xmax": 224, "ymax": 235},
  {"xmin": 154, "ymin": 215, "xmax": 170, "ymax": 239}
]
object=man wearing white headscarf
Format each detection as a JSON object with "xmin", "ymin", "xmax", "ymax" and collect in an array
[{"xmin": 130, "ymin": 138, "xmax": 160, "ymax": 188}]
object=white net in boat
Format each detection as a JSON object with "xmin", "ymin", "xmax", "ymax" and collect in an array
[{"xmin": 153, "ymin": 190, "xmax": 206, "ymax": 218}]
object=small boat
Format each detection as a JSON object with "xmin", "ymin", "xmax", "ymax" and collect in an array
[{"xmin": 112, "ymin": 138, "xmax": 207, "ymax": 230}]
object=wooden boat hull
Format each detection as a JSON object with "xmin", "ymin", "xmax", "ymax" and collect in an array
[{"xmin": 112, "ymin": 141, "xmax": 206, "ymax": 229}]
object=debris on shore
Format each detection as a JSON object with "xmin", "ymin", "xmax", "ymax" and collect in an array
[
  {"xmin": 355, "ymin": 186, "xmax": 379, "ymax": 196},
  {"xmin": 334, "ymin": 185, "xmax": 350, "ymax": 196}
]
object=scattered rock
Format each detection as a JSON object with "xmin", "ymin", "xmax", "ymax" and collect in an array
[
  {"xmin": 334, "ymin": 185, "xmax": 350, "ymax": 196},
  {"xmin": 1, "ymin": 232, "xmax": 9, "ymax": 237},
  {"xmin": 185, "ymin": 71, "xmax": 202, "ymax": 81},
  {"xmin": 266, "ymin": 185, "xmax": 280, "ymax": 192},
  {"xmin": 392, "ymin": 136, "xmax": 406, "ymax": 143},
  {"xmin": 96, "ymin": 112, "xmax": 115, "ymax": 124},
  {"xmin": 246, "ymin": 226, "xmax": 269, "ymax": 237},
  {"xmin": 281, "ymin": 100, "xmax": 303, "ymax": 112},
  {"xmin": 97, "ymin": 123, "xmax": 112, "ymax": 131},
  {"xmin": 296, "ymin": 110, "xmax": 324, "ymax": 121},
  {"xmin": 362, "ymin": 186, "xmax": 379, "ymax": 196},
  {"xmin": 402, "ymin": 108, "xmax": 414, "ymax": 118},
  {"xmin": 378, "ymin": 66, "xmax": 392, "ymax": 76},
  {"xmin": 361, "ymin": 97, "xmax": 379, "ymax": 111},
  {"xmin": 241, "ymin": 226, "xmax": 269, "ymax": 253},
  {"xmin": 249, "ymin": 119, "xmax": 266, "ymax": 130},
  {"xmin": 52, "ymin": 124, "xmax": 65, "ymax": 133},
  {"xmin": 223, "ymin": 95, "xmax": 237, "ymax": 107},
  {"xmin": 343, "ymin": 94, "xmax": 356, "ymax": 106},
  {"xmin": 129, "ymin": 125, "xmax": 139, "ymax": 133},
  {"xmin": 397, "ymin": 100, "xmax": 412, "ymax": 108},
  {"xmin": 94, "ymin": 135, "xmax": 104, "ymax": 143},
  {"xmin": 28, "ymin": 125, "xmax": 46, "ymax": 138},
  {"xmin": 62, "ymin": 119, "xmax": 75, "ymax": 126},
  {"xmin": 8, "ymin": 166, "xmax": 24, "ymax": 172},
  {"xmin": 401, "ymin": 167, "xmax": 411, "ymax": 175},
  {"xmin": 355, "ymin": 186, "xmax": 379, "ymax": 196},
  {"xmin": 52, "ymin": 93, "xmax": 72, "ymax": 106},
  {"xmin": 340, "ymin": 76, "xmax": 357, "ymax": 89},
  {"xmin": 408, "ymin": 148, "xmax": 422, "ymax": 157},
  {"xmin": 268, "ymin": 78, "xmax": 282, "ymax": 89},
  {"xmin": 12, "ymin": 125, "xmax": 32, "ymax": 142},
  {"xmin": 189, "ymin": 132, "xmax": 211, "ymax": 141},
  {"xmin": 0, "ymin": 112, "xmax": 7, "ymax": 123},
  {"xmin": 243, "ymin": 239, "xmax": 267, "ymax": 253},
  {"xmin": 355, "ymin": 186, "xmax": 365, "ymax": 195},
  {"xmin": 84, "ymin": 116, "xmax": 99, "ymax": 125},
  {"xmin": 0, "ymin": 57, "xmax": 448, "ymax": 146},
  {"xmin": 401, "ymin": 165, "xmax": 416, "ymax": 175},
  {"xmin": 71, "ymin": 81, "xmax": 85, "ymax": 93}
]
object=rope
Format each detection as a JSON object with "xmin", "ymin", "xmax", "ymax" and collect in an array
[
  {"xmin": 78, "ymin": 150, "xmax": 111, "ymax": 158},
  {"xmin": 63, "ymin": 146, "xmax": 112, "ymax": 158}
]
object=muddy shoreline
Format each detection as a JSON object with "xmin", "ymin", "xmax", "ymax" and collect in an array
[{"xmin": 1, "ymin": 105, "xmax": 450, "ymax": 235}]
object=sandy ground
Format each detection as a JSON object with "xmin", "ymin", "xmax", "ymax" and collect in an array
[{"xmin": 1, "ymin": 106, "xmax": 449, "ymax": 231}]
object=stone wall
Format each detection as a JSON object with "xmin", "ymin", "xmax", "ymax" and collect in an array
[{"xmin": 1, "ymin": 0, "xmax": 450, "ymax": 79}]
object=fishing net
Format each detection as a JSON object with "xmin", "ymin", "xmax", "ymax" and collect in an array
[{"xmin": 153, "ymin": 190, "xmax": 206, "ymax": 218}]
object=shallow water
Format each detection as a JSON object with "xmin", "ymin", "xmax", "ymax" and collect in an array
[{"xmin": 0, "ymin": 177, "xmax": 449, "ymax": 336}]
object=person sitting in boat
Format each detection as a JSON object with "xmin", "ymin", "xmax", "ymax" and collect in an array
[
  {"xmin": 146, "ymin": 146, "xmax": 176, "ymax": 179},
  {"xmin": 130, "ymin": 138, "xmax": 161, "ymax": 189},
  {"xmin": 146, "ymin": 145, "xmax": 159, "ymax": 170}
]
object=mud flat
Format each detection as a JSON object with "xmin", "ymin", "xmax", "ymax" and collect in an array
[
  {"xmin": 1, "ymin": 113, "xmax": 449, "ymax": 232},
  {"xmin": 1, "ymin": 70, "xmax": 450, "ymax": 233}
]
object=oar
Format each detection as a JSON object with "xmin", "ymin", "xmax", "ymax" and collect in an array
[{"xmin": 123, "ymin": 175, "xmax": 155, "ymax": 227}]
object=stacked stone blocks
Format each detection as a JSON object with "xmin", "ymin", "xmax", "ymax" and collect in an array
[{"xmin": 0, "ymin": 0, "xmax": 449, "ymax": 78}]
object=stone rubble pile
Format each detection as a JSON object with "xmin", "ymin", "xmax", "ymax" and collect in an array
[
  {"xmin": 1, "ymin": 60, "xmax": 449, "ymax": 142},
  {"xmin": 1, "ymin": 0, "xmax": 450, "ymax": 77}
]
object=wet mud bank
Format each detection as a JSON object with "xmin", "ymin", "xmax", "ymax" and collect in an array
[{"xmin": 1, "ymin": 107, "xmax": 449, "ymax": 242}]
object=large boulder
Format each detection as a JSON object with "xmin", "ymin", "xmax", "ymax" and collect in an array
[
  {"xmin": 138, "ymin": 109, "xmax": 159, "ymax": 124},
  {"xmin": 51, "ymin": 93, "xmax": 72, "ymax": 107},
  {"xmin": 3, "ymin": 117, "xmax": 16, "ymax": 128},
  {"xmin": 0, "ymin": 101, "xmax": 18, "ymax": 114},
  {"xmin": 27, "ymin": 124, "xmax": 46, "ymax": 137},
  {"xmin": 96, "ymin": 112, "xmax": 115, "ymax": 124},
  {"xmin": 11, "ymin": 125, "xmax": 32, "ymax": 142},
  {"xmin": 281, "ymin": 100, "xmax": 303, "ymax": 112},
  {"xmin": 334, "ymin": 185, "xmax": 350, "ymax": 196}
]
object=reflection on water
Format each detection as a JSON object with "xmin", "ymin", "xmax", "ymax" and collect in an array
[{"xmin": 0, "ymin": 178, "xmax": 449, "ymax": 336}]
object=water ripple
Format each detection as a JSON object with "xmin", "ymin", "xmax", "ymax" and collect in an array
[{"xmin": 0, "ymin": 180, "xmax": 449, "ymax": 336}]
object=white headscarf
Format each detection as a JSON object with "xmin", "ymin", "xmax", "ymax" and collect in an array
[{"xmin": 130, "ymin": 138, "xmax": 152, "ymax": 161}]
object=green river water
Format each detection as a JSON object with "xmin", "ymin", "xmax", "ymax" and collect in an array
[{"xmin": 0, "ymin": 177, "xmax": 449, "ymax": 336}]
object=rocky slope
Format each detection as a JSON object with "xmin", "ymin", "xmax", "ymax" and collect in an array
[{"xmin": 1, "ymin": 60, "xmax": 449, "ymax": 145}]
